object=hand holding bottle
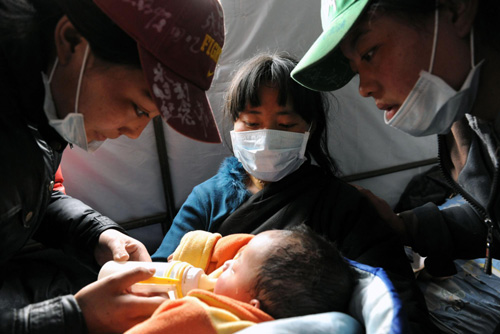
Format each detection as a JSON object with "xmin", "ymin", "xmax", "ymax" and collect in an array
[{"xmin": 75, "ymin": 266, "xmax": 166, "ymax": 334}]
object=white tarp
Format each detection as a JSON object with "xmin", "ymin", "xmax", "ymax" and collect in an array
[{"xmin": 61, "ymin": 0, "xmax": 437, "ymax": 230}]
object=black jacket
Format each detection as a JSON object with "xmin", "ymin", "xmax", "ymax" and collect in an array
[
  {"xmin": 0, "ymin": 12, "xmax": 126, "ymax": 334},
  {"xmin": 401, "ymin": 120, "xmax": 500, "ymax": 277}
]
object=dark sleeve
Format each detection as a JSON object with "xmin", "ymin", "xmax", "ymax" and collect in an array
[
  {"xmin": 33, "ymin": 191, "xmax": 126, "ymax": 269},
  {"xmin": 0, "ymin": 295, "xmax": 87, "ymax": 334},
  {"xmin": 325, "ymin": 184, "xmax": 439, "ymax": 333},
  {"xmin": 327, "ymin": 185, "xmax": 414, "ymax": 278},
  {"xmin": 403, "ymin": 201, "xmax": 489, "ymax": 276}
]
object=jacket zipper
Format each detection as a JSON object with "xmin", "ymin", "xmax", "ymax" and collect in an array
[{"xmin": 437, "ymin": 135, "xmax": 499, "ymax": 274}]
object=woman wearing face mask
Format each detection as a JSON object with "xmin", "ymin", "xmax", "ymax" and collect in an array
[
  {"xmin": 292, "ymin": 0, "xmax": 500, "ymax": 278},
  {"xmin": 152, "ymin": 53, "xmax": 439, "ymax": 333},
  {"xmin": 0, "ymin": 0, "xmax": 224, "ymax": 333}
]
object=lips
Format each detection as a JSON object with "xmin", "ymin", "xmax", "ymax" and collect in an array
[
  {"xmin": 385, "ymin": 109, "xmax": 397, "ymax": 121},
  {"xmin": 377, "ymin": 103, "xmax": 398, "ymax": 121}
]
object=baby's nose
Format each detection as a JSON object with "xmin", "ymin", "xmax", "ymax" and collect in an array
[{"xmin": 222, "ymin": 260, "xmax": 234, "ymax": 271}]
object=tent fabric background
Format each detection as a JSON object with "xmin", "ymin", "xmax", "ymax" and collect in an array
[{"xmin": 60, "ymin": 0, "xmax": 437, "ymax": 237}]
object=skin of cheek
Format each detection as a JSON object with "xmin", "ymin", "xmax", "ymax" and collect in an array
[
  {"xmin": 381, "ymin": 38, "xmax": 430, "ymax": 104},
  {"xmin": 349, "ymin": 15, "xmax": 435, "ymax": 106},
  {"xmin": 78, "ymin": 69, "xmax": 148, "ymax": 141},
  {"xmin": 383, "ymin": 15, "xmax": 470, "ymax": 98}
]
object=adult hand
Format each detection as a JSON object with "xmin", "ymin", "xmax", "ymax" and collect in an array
[
  {"xmin": 75, "ymin": 267, "xmax": 166, "ymax": 334},
  {"xmin": 95, "ymin": 229, "xmax": 151, "ymax": 266},
  {"xmin": 351, "ymin": 184, "xmax": 408, "ymax": 241}
]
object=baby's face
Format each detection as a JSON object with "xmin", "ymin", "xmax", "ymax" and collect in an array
[{"xmin": 214, "ymin": 230, "xmax": 280, "ymax": 304}]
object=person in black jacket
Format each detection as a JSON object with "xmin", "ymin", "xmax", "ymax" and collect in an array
[{"xmin": 0, "ymin": 0, "xmax": 224, "ymax": 333}]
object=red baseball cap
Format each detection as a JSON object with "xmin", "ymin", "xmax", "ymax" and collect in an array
[{"xmin": 94, "ymin": 0, "xmax": 225, "ymax": 143}]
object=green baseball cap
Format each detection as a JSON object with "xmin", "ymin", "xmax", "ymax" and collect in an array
[{"xmin": 291, "ymin": 0, "xmax": 370, "ymax": 91}]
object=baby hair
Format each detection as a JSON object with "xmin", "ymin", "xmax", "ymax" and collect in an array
[{"xmin": 252, "ymin": 224, "xmax": 357, "ymax": 319}]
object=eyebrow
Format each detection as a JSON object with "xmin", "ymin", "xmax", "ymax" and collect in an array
[
  {"xmin": 346, "ymin": 25, "xmax": 370, "ymax": 52},
  {"xmin": 241, "ymin": 109, "xmax": 295, "ymax": 116}
]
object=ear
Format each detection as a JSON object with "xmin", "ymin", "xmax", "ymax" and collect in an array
[
  {"xmin": 53, "ymin": 15, "xmax": 86, "ymax": 65},
  {"xmin": 441, "ymin": 0, "xmax": 478, "ymax": 38},
  {"xmin": 249, "ymin": 299, "xmax": 261, "ymax": 309}
]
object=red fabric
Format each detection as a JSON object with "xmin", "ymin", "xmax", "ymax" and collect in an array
[
  {"xmin": 188, "ymin": 290, "xmax": 273, "ymax": 323},
  {"xmin": 206, "ymin": 234, "xmax": 254, "ymax": 274},
  {"xmin": 54, "ymin": 165, "xmax": 66, "ymax": 194},
  {"xmin": 124, "ymin": 290, "xmax": 273, "ymax": 334},
  {"xmin": 125, "ymin": 296, "xmax": 217, "ymax": 334}
]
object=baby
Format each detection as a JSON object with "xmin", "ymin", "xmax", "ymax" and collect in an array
[{"xmin": 126, "ymin": 224, "xmax": 358, "ymax": 334}]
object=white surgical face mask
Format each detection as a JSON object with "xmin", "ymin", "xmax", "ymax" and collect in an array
[
  {"xmin": 230, "ymin": 128, "xmax": 310, "ymax": 182},
  {"xmin": 385, "ymin": 5, "xmax": 483, "ymax": 137},
  {"xmin": 42, "ymin": 45, "xmax": 105, "ymax": 152}
]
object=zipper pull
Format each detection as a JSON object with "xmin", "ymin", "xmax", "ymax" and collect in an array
[{"xmin": 485, "ymin": 218, "xmax": 493, "ymax": 275}]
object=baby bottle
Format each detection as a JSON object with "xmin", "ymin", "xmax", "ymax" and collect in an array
[{"xmin": 98, "ymin": 260, "xmax": 217, "ymax": 299}]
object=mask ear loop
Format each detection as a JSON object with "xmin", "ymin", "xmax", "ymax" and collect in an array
[
  {"xmin": 47, "ymin": 57, "xmax": 59, "ymax": 84},
  {"xmin": 469, "ymin": 27, "xmax": 475, "ymax": 67},
  {"xmin": 430, "ymin": 2, "xmax": 475, "ymax": 71},
  {"xmin": 307, "ymin": 122, "xmax": 313, "ymax": 133},
  {"xmin": 299, "ymin": 122, "xmax": 313, "ymax": 158},
  {"xmin": 74, "ymin": 44, "xmax": 90, "ymax": 114},
  {"xmin": 428, "ymin": 2, "xmax": 439, "ymax": 73}
]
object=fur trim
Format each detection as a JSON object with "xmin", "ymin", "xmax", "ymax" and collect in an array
[{"xmin": 216, "ymin": 157, "xmax": 250, "ymax": 208}]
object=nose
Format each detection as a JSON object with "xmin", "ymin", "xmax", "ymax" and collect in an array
[
  {"xmin": 119, "ymin": 117, "xmax": 152, "ymax": 139},
  {"xmin": 357, "ymin": 68, "xmax": 379, "ymax": 98},
  {"xmin": 358, "ymin": 76, "xmax": 376, "ymax": 98},
  {"xmin": 262, "ymin": 121, "xmax": 279, "ymax": 130},
  {"xmin": 222, "ymin": 260, "xmax": 235, "ymax": 272}
]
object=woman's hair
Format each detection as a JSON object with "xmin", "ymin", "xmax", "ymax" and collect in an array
[
  {"xmin": 362, "ymin": 0, "xmax": 500, "ymax": 50},
  {"xmin": 223, "ymin": 52, "xmax": 339, "ymax": 176},
  {"xmin": 0, "ymin": 0, "xmax": 140, "ymax": 68},
  {"xmin": 252, "ymin": 224, "xmax": 358, "ymax": 319}
]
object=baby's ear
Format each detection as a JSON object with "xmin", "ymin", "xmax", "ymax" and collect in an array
[{"xmin": 249, "ymin": 299, "xmax": 261, "ymax": 309}]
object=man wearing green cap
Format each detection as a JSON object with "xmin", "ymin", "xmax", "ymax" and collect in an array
[{"xmin": 293, "ymin": 0, "xmax": 500, "ymax": 332}]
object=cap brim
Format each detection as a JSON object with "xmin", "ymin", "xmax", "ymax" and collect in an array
[
  {"xmin": 139, "ymin": 47, "xmax": 221, "ymax": 143},
  {"xmin": 291, "ymin": 0, "xmax": 369, "ymax": 91}
]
